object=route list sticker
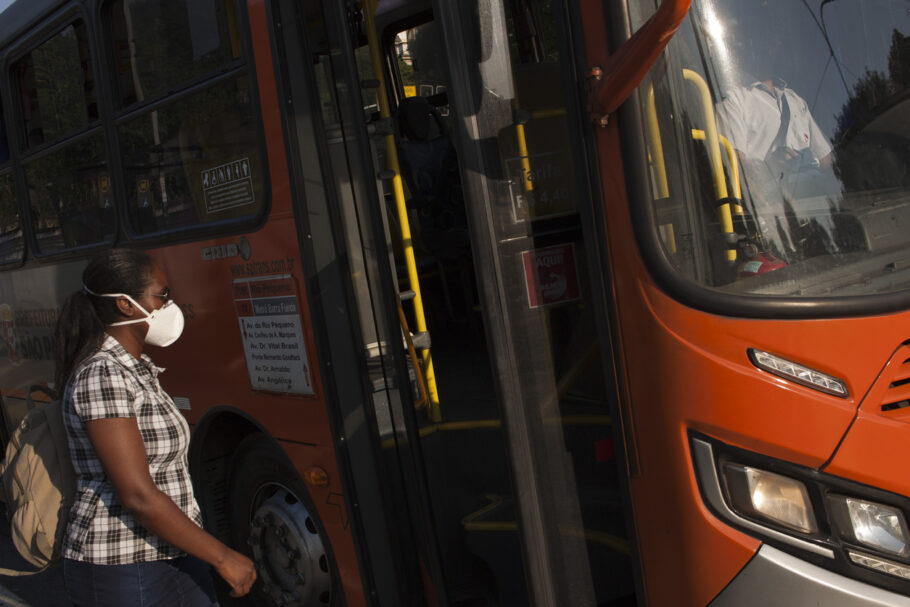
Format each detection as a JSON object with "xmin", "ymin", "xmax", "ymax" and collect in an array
[{"xmin": 233, "ymin": 275, "xmax": 314, "ymax": 394}]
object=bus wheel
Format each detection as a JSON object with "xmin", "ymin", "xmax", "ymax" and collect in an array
[{"xmin": 229, "ymin": 434, "xmax": 333, "ymax": 606}]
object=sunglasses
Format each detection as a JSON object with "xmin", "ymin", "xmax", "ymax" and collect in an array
[{"xmin": 134, "ymin": 287, "xmax": 171, "ymax": 302}]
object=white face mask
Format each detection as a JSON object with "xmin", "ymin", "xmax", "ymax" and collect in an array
[{"xmin": 85, "ymin": 288, "xmax": 185, "ymax": 347}]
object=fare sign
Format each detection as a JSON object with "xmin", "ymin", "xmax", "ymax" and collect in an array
[{"xmin": 233, "ymin": 275, "xmax": 314, "ymax": 394}]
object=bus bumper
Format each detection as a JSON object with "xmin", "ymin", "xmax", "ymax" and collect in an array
[{"xmin": 711, "ymin": 544, "xmax": 910, "ymax": 606}]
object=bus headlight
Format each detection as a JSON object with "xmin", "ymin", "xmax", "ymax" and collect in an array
[
  {"xmin": 829, "ymin": 495, "xmax": 910, "ymax": 558},
  {"xmin": 721, "ymin": 462, "xmax": 818, "ymax": 534}
]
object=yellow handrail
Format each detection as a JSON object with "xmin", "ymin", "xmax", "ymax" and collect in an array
[
  {"xmin": 690, "ymin": 130, "xmax": 742, "ymax": 207},
  {"xmin": 512, "ymin": 100, "xmax": 535, "ymax": 193},
  {"xmin": 363, "ymin": 0, "xmax": 441, "ymax": 421},
  {"xmin": 682, "ymin": 69, "xmax": 736, "ymax": 261},
  {"xmin": 644, "ymin": 85, "xmax": 676, "ymax": 253},
  {"xmin": 645, "ymin": 85, "xmax": 670, "ymax": 200}
]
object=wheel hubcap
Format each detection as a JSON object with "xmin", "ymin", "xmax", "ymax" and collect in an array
[{"xmin": 247, "ymin": 484, "xmax": 332, "ymax": 606}]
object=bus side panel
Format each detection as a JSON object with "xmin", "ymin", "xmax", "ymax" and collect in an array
[
  {"xmin": 150, "ymin": 223, "xmax": 326, "ymax": 443},
  {"xmin": 587, "ymin": 118, "xmax": 755, "ymax": 605},
  {"xmin": 281, "ymin": 441, "xmax": 367, "ymax": 607}
]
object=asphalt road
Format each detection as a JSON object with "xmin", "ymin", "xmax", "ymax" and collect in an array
[{"xmin": 0, "ymin": 515, "xmax": 67, "ymax": 607}]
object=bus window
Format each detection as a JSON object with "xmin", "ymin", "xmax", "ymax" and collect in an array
[
  {"xmin": 116, "ymin": 77, "xmax": 264, "ymax": 235},
  {"xmin": 393, "ymin": 21, "xmax": 450, "ymax": 117},
  {"xmin": 635, "ymin": 0, "xmax": 910, "ymax": 296},
  {"xmin": 108, "ymin": 0, "xmax": 240, "ymax": 108},
  {"xmin": 13, "ymin": 21, "xmax": 113, "ymax": 254},
  {"xmin": 0, "ymin": 100, "xmax": 21, "ymax": 265},
  {"xmin": 0, "ymin": 106, "xmax": 9, "ymax": 165},
  {"xmin": 0, "ymin": 172, "xmax": 23, "ymax": 265},
  {"xmin": 24, "ymin": 134, "xmax": 113, "ymax": 252},
  {"xmin": 13, "ymin": 21, "xmax": 98, "ymax": 149}
]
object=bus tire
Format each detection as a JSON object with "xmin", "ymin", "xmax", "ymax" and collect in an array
[{"xmin": 227, "ymin": 433, "xmax": 334, "ymax": 607}]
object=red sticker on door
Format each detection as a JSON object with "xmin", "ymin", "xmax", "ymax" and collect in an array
[{"xmin": 521, "ymin": 243, "xmax": 581, "ymax": 308}]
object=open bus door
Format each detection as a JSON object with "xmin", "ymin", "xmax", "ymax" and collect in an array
[{"xmin": 269, "ymin": 0, "xmax": 685, "ymax": 605}]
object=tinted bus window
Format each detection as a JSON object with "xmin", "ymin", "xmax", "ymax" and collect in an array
[
  {"xmin": 2, "ymin": 82, "xmax": 24, "ymax": 265},
  {"xmin": 0, "ymin": 109, "xmax": 9, "ymax": 164},
  {"xmin": 0, "ymin": 172, "xmax": 23, "ymax": 265},
  {"xmin": 24, "ymin": 134, "xmax": 114, "ymax": 252},
  {"xmin": 109, "ymin": 0, "xmax": 240, "ymax": 108},
  {"xmin": 117, "ymin": 77, "xmax": 263, "ymax": 235},
  {"xmin": 13, "ymin": 21, "xmax": 98, "ymax": 149}
]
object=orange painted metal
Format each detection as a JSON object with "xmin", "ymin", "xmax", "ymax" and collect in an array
[
  {"xmin": 577, "ymin": 1, "xmax": 910, "ymax": 604},
  {"xmin": 282, "ymin": 442, "xmax": 365, "ymax": 605},
  {"xmin": 825, "ymin": 342, "xmax": 910, "ymax": 496},
  {"xmin": 586, "ymin": 0, "xmax": 691, "ymax": 118}
]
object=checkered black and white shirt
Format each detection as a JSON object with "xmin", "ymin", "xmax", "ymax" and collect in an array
[{"xmin": 62, "ymin": 335, "xmax": 203, "ymax": 564}]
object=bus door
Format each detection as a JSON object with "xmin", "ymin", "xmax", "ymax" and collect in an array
[
  {"xmin": 274, "ymin": 0, "xmax": 636, "ymax": 605},
  {"xmin": 424, "ymin": 2, "xmax": 639, "ymax": 605},
  {"xmin": 382, "ymin": 1, "xmax": 639, "ymax": 604}
]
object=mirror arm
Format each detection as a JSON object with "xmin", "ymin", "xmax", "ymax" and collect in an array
[{"xmin": 590, "ymin": 0, "xmax": 692, "ymax": 120}]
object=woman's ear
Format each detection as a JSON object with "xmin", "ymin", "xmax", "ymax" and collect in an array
[{"xmin": 115, "ymin": 296, "xmax": 134, "ymax": 318}]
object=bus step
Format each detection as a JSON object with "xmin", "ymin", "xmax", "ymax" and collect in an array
[
  {"xmin": 377, "ymin": 169, "xmax": 396, "ymax": 180},
  {"xmin": 412, "ymin": 331, "xmax": 431, "ymax": 350},
  {"xmin": 400, "ymin": 290, "xmax": 416, "ymax": 301}
]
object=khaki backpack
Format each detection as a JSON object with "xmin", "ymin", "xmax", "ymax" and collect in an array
[{"xmin": 0, "ymin": 386, "xmax": 75, "ymax": 576}]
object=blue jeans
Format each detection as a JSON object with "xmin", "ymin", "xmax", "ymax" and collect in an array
[{"xmin": 63, "ymin": 556, "xmax": 219, "ymax": 607}]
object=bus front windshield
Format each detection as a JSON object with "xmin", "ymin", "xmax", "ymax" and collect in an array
[{"xmin": 634, "ymin": 0, "xmax": 910, "ymax": 297}]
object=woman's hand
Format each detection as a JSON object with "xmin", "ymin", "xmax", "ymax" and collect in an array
[{"xmin": 215, "ymin": 549, "xmax": 258, "ymax": 597}]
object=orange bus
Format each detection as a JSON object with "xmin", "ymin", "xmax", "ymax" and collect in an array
[{"xmin": 1, "ymin": 0, "xmax": 909, "ymax": 605}]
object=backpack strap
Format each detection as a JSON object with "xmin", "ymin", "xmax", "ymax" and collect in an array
[{"xmin": 25, "ymin": 385, "xmax": 56, "ymax": 411}]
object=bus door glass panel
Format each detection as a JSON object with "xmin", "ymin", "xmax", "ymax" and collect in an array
[
  {"xmin": 108, "ymin": 0, "xmax": 240, "ymax": 109},
  {"xmin": 392, "ymin": 4, "xmax": 633, "ymax": 605},
  {"xmin": 115, "ymin": 78, "xmax": 264, "ymax": 235},
  {"xmin": 0, "ymin": 102, "xmax": 23, "ymax": 265},
  {"xmin": 305, "ymin": 41, "xmax": 387, "ymax": 383},
  {"xmin": 300, "ymin": 4, "xmax": 434, "ymax": 601},
  {"xmin": 14, "ymin": 23, "xmax": 114, "ymax": 254},
  {"xmin": 385, "ymin": 16, "xmax": 534, "ymax": 605},
  {"xmin": 632, "ymin": 0, "xmax": 910, "ymax": 297},
  {"xmin": 434, "ymin": 0, "xmax": 634, "ymax": 604}
]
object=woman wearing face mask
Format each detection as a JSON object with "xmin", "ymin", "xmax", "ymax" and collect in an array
[{"xmin": 53, "ymin": 248, "xmax": 256, "ymax": 606}]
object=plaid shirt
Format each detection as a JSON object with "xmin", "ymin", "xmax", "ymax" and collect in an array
[{"xmin": 62, "ymin": 335, "xmax": 203, "ymax": 564}]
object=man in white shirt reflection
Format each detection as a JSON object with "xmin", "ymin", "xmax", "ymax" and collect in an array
[
  {"xmin": 716, "ymin": 77, "xmax": 843, "ymax": 265},
  {"xmin": 717, "ymin": 78, "xmax": 833, "ymax": 172}
]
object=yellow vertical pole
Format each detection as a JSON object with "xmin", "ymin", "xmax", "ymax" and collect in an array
[
  {"xmin": 512, "ymin": 100, "xmax": 535, "ymax": 193},
  {"xmin": 645, "ymin": 85, "xmax": 677, "ymax": 254},
  {"xmin": 362, "ymin": 0, "xmax": 441, "ymax": 421},
  {"xmin": 683, "ymin": 69, "xmax": 735, "ymax": 261}
]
